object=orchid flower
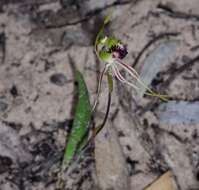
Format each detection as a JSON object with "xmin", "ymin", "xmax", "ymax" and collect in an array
[{"xmin": 94, "ymin": 15, "xmax": 168, "ymax": 104}]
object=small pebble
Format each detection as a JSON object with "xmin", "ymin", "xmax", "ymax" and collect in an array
[
  {"xmin": 50, "ymin": 73, "xmax": 68, "ymax": 86},
  {"xmin": 0, "ymin": 100, "xmax": 8, "ymax": 112},
  {"xmin": 10, "ymin": 85, "xmax": 18, "ymax": 97}
]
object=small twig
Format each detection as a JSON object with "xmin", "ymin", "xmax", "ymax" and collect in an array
[
  {"xmin": 157, "ymin": 3, "xmax": 199, "ymax": 22},
  {"xmin": 0, "ymin": 32, "xmax": 6, "ymax": 64},
  {"xmin": 162, "ymin": 54, "xmax": 199, "ymax": 89},
  {"xmin": 132, "ymin": 32, "xmax": 179, "ymax": 67},
  {"xmin": 41, "ymin": 0, "xmax": 132, "ymax": 29}
]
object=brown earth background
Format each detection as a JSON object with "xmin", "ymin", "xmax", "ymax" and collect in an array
[{"xmin": 0, "ymin": 0, "xmax": 199, "ymax": 190}]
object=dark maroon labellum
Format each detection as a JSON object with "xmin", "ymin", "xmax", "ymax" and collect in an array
[{"xmin": 110, "ymin": 45, "xmax": 128, "ymax": 59}]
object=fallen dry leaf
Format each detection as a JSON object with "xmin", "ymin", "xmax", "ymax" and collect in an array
[{"xmin": 144, "ymin": 171, "xmax": 177, "ymax": 190}]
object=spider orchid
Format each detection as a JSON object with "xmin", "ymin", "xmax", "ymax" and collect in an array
[{"xmin": 93, "ymin": 16, "xmax": 168, "ymax": 106}]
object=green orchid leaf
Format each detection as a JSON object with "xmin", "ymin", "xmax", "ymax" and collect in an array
[{"xmin": 63, "ymin": 69, "xmax": 92, "ymax": 167}]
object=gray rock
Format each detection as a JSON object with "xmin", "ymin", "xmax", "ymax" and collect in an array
[
  {"xmin": 156, "ymin": 101, "xmax": 199, "ymax": 125},
  {"xmin": 50, "ymin": 73, "xmax": 68, "ymax": 86},
  {"xmin": 137, "ymin": 41, "xmax": 178, "ymax": 97}
]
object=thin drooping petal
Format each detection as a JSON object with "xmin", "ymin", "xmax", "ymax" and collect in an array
[
  {"xmin": 112, "ymin": 64, "xmax": 140, "ymax": 90},
  {"xmin": 116, "ymin": 59, "xmax": 139, "ymax": 78},
  {"xmin": 114, "ymin": 59, "xmax": 148, "ymax": 90},
  {"xmin": 112, "ymin": 64, "xmax": 125, "ymax": 82},
  {"xmin": 114, "ymin": 60, "xmax": 168, "ymax": 101}
]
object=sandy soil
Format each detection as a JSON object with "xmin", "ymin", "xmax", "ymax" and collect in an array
[{"xmin": 0, "ymin": 0, "xmax": 199, "ymax": 190}]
